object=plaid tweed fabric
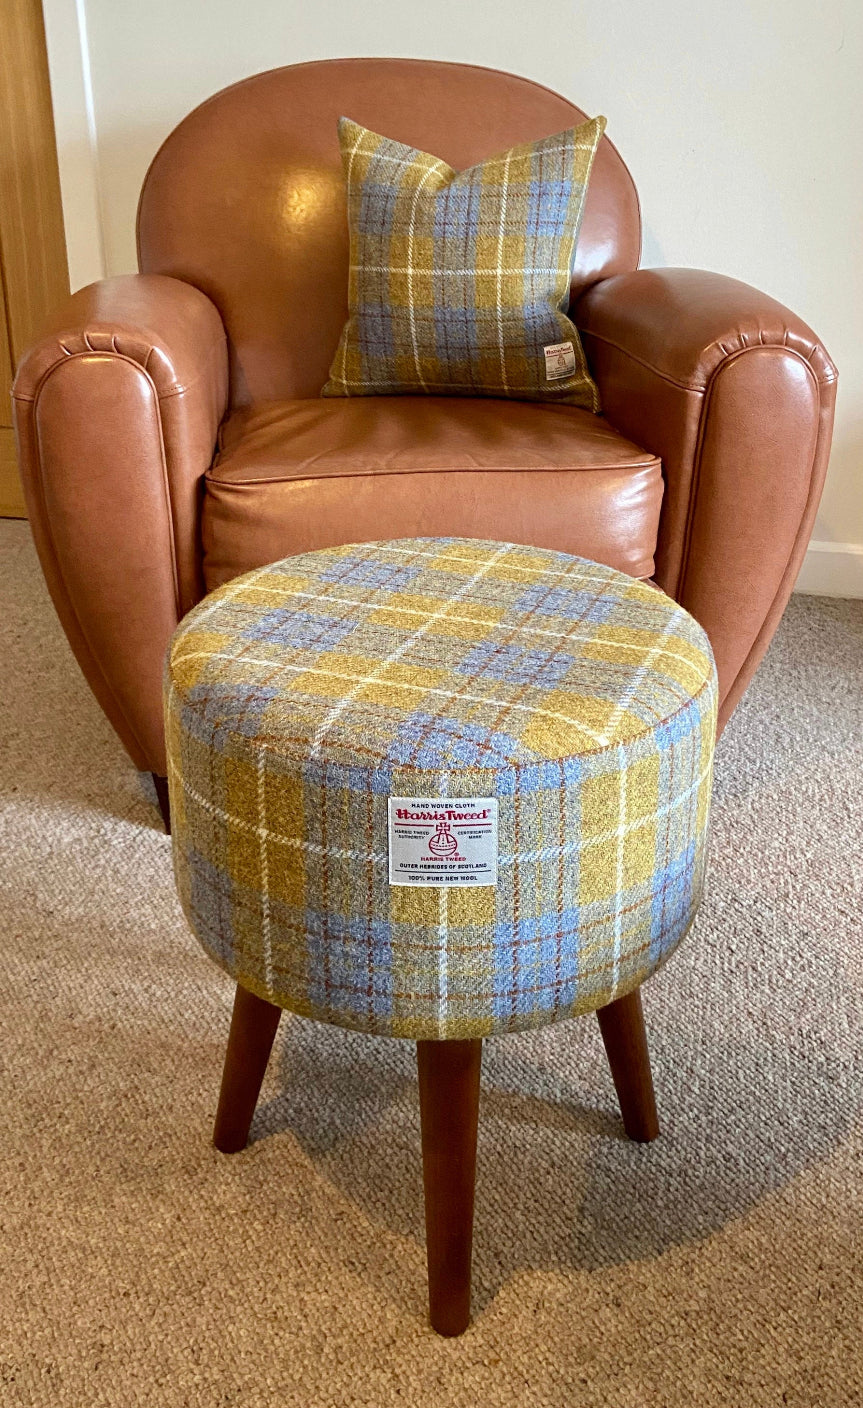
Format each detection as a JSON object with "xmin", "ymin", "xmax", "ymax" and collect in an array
[
  {"xmin": 322, "ymin": 115, "xmax": 606, "ymax": 408},
  {"xmin": 165, "ymin": 538, "xmax": 717, "ymax": 1041}
]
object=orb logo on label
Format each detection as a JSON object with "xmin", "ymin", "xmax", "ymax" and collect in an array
[{"xmin": 427, "ymin": 821, "xmax": 460, "ymax": 858}]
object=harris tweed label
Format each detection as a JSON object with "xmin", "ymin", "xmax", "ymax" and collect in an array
[
  {"xmin": 544, "ymin": 341, "xmax": 577, "ymax": 380},
  {"xmin": 388, "ymin": 797, "xmax": 498, "ymax": 887}
]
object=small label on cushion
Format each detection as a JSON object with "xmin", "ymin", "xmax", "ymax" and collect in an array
[
  {"xmin": 544, "ymin": 341, "xmax": 576, "ymax": 380},
  {"xmin": 388, "ymin": 797, "xmax": 498, "ymax": 886}
]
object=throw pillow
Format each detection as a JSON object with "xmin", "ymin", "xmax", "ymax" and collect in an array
[{"xmin": 322, "ymin": 114, "xmax": 606, "ymax": 408}]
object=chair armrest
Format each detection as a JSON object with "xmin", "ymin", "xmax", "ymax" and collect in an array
[
  {"xmin": 575, "ymin": 268, "xmax": 837, "ymax": 728},
  {"xmin": 13, "ymin": 274, "xmax": 229, "ymax": 773}
]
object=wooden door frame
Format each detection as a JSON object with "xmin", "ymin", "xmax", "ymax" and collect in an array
[{"xmin": 0, "ymin": 0, "xmax": 71, "ymax": 516}]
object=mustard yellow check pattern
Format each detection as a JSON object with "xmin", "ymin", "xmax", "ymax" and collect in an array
[
  {"xmin": 165, "ymin": 539, "xmax": 717, "ymax": 1040},
  {"xmin": 322, "ymin": 115, "xmax": 606, "ymax": 407}
]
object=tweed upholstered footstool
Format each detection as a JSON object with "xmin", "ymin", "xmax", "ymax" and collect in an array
[{"xmin": 165, "ymin": 537, "xmax": 717, "ymax": 1336}]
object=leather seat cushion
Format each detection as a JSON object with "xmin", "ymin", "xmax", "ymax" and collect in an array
[{"xmin": 202, "ymin": 397, "xmax": 663, "ymax": 589}]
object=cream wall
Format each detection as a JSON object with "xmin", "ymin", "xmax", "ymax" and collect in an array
[{"xmin": 43, "ymin": 0, "xmax": 863, "ymax": 593}]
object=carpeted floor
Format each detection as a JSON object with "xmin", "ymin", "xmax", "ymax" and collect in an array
[{"xmin": 1, "ymin": 516, "xmax": 861, "ymax": 1407}]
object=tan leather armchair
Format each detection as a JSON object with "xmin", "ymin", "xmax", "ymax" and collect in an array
[{"xmin": 12, "ymin": 59, "xmax": 837, "ymax": 826}]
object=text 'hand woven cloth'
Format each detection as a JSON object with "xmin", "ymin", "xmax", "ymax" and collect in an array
[
  {"xmin": 165, "ymin": 539, "xmax": 717, "ymax": 1040},
  {"xmin": 323, "ymin": 116, "xmax": 606, "ymax": 407}
]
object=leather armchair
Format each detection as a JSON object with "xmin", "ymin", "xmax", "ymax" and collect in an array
[{"xmin": 12, "ymin": 59, "xmax": 837, "ymax": 820}]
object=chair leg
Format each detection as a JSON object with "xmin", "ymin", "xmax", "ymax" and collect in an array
[
  {"xmin": 213, "ymin": 983, "xmax": 282, "ymax": 1153},
  {"xmin": 416, "ymin": 1038, "xmax": 482, "ymax": 1336},
  {"xmin": 596, "ymin": 986, "xmax": 660, "ymax": 1143},
  {"xmin": 151, "ymin": 773, "xmax": 171, "ymax": 833}
]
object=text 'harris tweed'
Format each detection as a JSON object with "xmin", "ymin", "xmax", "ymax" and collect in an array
[
  {"xmin": 165, "ymin": 539, "xmax": 717, "ymax": 1040},
  {"xmin": 323, "ymin": 116, "xmax": 606, "ymax": 407}
]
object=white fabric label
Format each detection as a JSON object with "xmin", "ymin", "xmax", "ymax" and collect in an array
[
  {"xmin": 544, "ymin": 340, "xmax": 576, "ymax": 380},
  {"xmin": 388, "ymin": 797, "xmax": 498, "ymax": 887}
]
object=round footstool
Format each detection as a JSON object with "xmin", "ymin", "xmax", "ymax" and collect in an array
[{"xmin": 165, "ymin": 537, "xmax": 717, "ymax": 1334}]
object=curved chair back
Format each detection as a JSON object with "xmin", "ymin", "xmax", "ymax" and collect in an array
[{"xmin": 138, "ymin": 58, "xmax": 640, "ymax": 407}]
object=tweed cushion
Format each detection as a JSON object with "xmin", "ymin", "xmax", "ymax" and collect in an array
[
  {"xmin": 165, "ymin": 538, "xmax": 717, "ymax": 1041},
  {"xmin": 322, "ymin": 116, "xmax": 606, "ymax": 408}
]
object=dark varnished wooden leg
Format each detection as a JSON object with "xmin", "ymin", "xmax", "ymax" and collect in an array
[
  {"xmin": 213, "ymin": 984, "xmax": 282, "ymax": 1153},
  {"xmin": 152, "ymin": 773, "xmax": 171, "ymax": 833},
  {"xmin": 416, "ymin": 1038, "xmax": 482, "ymax": 1336},
  {"xmin": 596, "ymin": 986, "xmax": 659, "ymax": 1143}
]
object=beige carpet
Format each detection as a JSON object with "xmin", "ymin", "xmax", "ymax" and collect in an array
[{"xmin": 1, "ymin": 517, "xmax": 861, "ymax": 1408}]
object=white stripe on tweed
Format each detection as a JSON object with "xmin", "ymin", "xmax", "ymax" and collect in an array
[
  {"xmin": 353, "ymin": 543, "xmax": 635, "ymax": 579},
  {"xmin": 611, "ymin": 743, "xmax": 628, "ymax": 994},
  {"xmin": 342, "ymin": 140, "xmax": 576, "ymax": 176},
  {"xmin": 167, "ymin": 740, "xmax": 712, "ymax": 865},
  {"xmin": 405, "ymin": 158, "xmax": 450, "ymax": 391},
  {"xmin": 437, "ymin": 771, "xmax": 449, "ymax": 1032},
  {"xmin": 338, "ymin": 121, "xmax": 369, "ymax": 392},
  {"xmin": 498, "ymin": 753, "xmax": 713, "ymax": 863},
  {"xmin": 603, "ymin": 612, "xmax": 688, "ymax": 742},
  {"xmin": 172, "ymin": 649, "xmax": 612, "ymax": 748},
  {"xmin": 181, "ymin": 561, "xmax": 277, "ymax": 632},
  {"xmin": 350, "ymin": 266, "xmax": 564, "ymax": 276},
  {"xmin": 437, "ymin": 886, "xmax": 447, "ymax": 1028},
  {"xmin": 306, "ymin": 544, "xmax": 512, "ymax": 757},
  {"xmin": 163, "ymin": 558, "xmax": 295, "ymax": 797},
  {"xmin": 479, "ymin": 141, "xmax": 593, "ymax": 167},
  {"xmin": 257, "ymin": 746, "xmax": 274, "ymax": 995},
  {"xmin": 495, "ymin": 146, "xmax": 513, "ymax": 395},
  {"xmin": 347, "ymin": 147, "xmax": 453, "ymax": 175},
  {"xmin": 232, "ymin": 584, "xmax": 707, "ymax": 685},
  {"xmin": 167, "ymin": 752, "xmax": 388, "ymax": 860}
]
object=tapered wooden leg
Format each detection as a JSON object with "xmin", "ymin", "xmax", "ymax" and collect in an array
[
  {"xmin": 596, "ymin": 986, "xmax": 659, "ymax": 1142},
  {"xmin": 213, "ymin": 984, "xmax": 282, "ymax": 1153},
  {"xmin": 152, "ymin": 773, "xmax": 171, "ymax": 833},
  {"xmin": 416, "ymin": 1038, "xmax": 482, "ymax": 1336}
]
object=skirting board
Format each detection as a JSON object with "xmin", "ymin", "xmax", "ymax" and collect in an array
[{"xmin": 794, "ymin": 541, "xmax": 863, "ymax": 599}]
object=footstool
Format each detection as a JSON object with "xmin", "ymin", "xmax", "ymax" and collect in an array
[{"xmin": 165, "ymin": 537, "xmax": 717, "ymax": 1335}]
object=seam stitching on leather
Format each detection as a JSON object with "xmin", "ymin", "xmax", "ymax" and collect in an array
[
  {"xmin": 12, "ymin": 333, "xmax": 227, "ymax": 403},
  {"xmin": 677, "ymin": 342, "xmax": 821, "ymax": 638},
  {"xmin": 204, "ymin": 458, "xmax": 663, "ymax": 487},
  {"xmin": 582, "ymin": 325, "xmax": 836, "ymax": 393},
  {"xmin": 580, "ymin": 329, "xmax": 702, "ymax": 392},
  {"xmin": 154, "ymin": 333, "xmax": 228, "ymax": 398}
]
